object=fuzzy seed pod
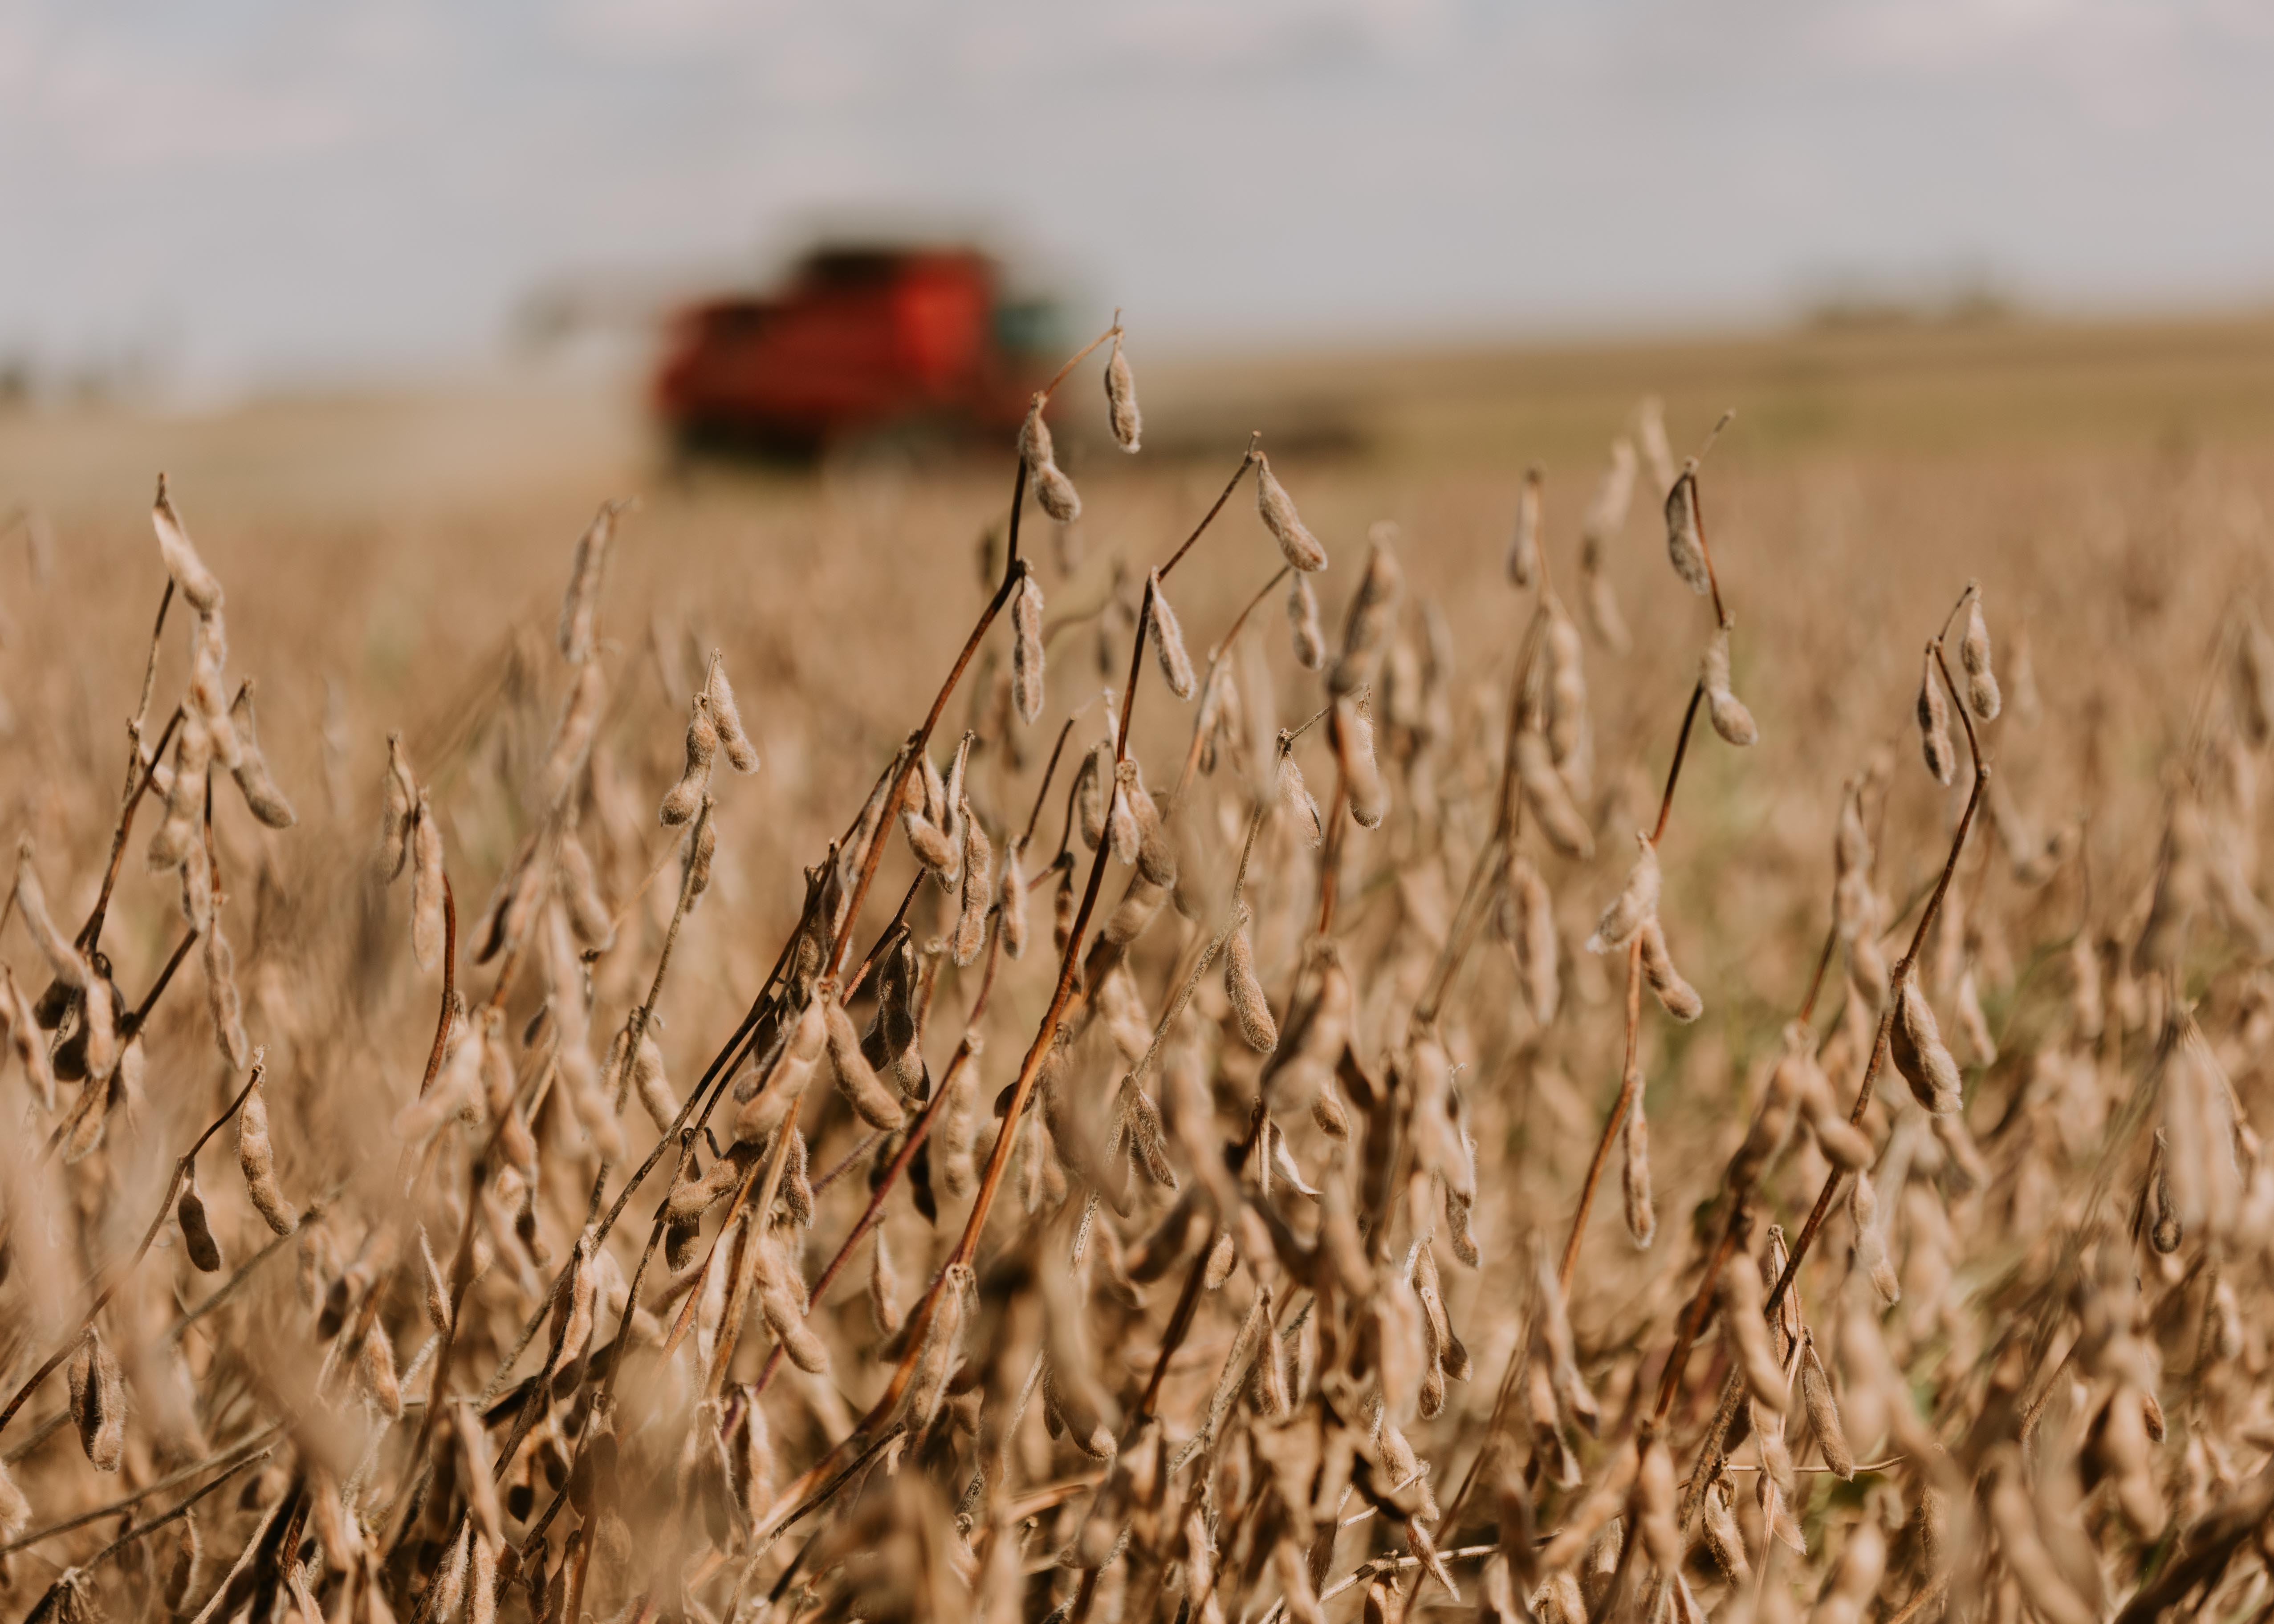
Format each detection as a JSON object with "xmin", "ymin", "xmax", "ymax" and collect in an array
[
  {"xmin": 13, "ymin": 840, "xmax": 90, "ymax": 991},
  {"xmin": 557, "ymin": 502, "xmax": 617, "ymax": 664},
  {"xmin": 1033, "ymin": 459, "xmax": 1082, "ymax": 523},
  {"xmin": 903, "ymin": 806, "xmax": 960, "ymax": 882},
  {"xmin": 687, "ymin": 664, "xmax": 756, "ymax": 780},
  {"xmin": 954, "ymin": 811, "xmax": 994, "ymax": 966},
  {"xmin": 1276, "ymin": 750, "xmax": 1323, "ymax": 848},
  {"xmin": 1664, "ymin": 471, "xmax": 1710, "ymax": 596},
  {"xmin": 1622, "ymin": 1092, "xmax": 1655, "ymax": 1247},
  {"xmin": 151, "ymin": 475, "xmax": 224, "ymax": 612},
  {"xmin": 1638, "ymin": 917, "xmax": 1702, "ymax": 1022},
  {"xmin": 1105, "ymin": 333, "xmax": 1140, "ymax": 451},
  {"xmin": 4, "ymin": 968, "xmax": 57, "ymax": 1111},
  {"xmin": 381, "ymin": 732, "xmax": 419, "ymax": 877},
  {"xmin": 1255, "ymin": 454, "xmax": 1327, "ymax": 572},
  {"xmin": 1011, "ymin": 568, "xmax": 1046, "ymax": 723},
  {"xmin": 869, "ymin": 1227, "xmax": 904, "ymax": 1336},
  {"xmin": 1224, "ymin": 916, "xmax": 1277, "ymax": 1052},
  {"xmin": 1890, "ymin": 974, "xmax": 1964, "ymax": 1114},
  {"xmin": 178, "ymin": 1177, "xmax": 223, "ymax": 1273},
  {"xmin": 1720, "ymin": 1255, "xmax": 1786, "ymax": 1413},
  {"xmin": 823, "ymin": 985, "xmax": 907, "ymax": 1129},
  {"xmin": 235, "ymin": 1073, "xmax": 297, "ymax": 1233},
  {"xmin": 1102, "ymin": 873, "xmax": 1168, "ymax": 946},
  {"xmin": 226, "ymin": 681, "xmax": 298, "ymax": 828},
  {"xmin": 1587, "ymin": 834, "xmax": 1661, "ymax": 954},
  {"xmin": 1334, "ymin": 696, "xmax": 1387, "ymax": 829},
  {"xmin": 410, "ymin": 793, "xmax": 447, "ymax": 970},
  {"xmin": 551, "ymin": 1236, "xmax": 598, "ymax": 1374},
  {"xmin": 1701, "ymin": 625, "xmax": 1758, "ymax": 746},
  {"xmin": 1285, "ymin": 573, "xmax": 1327, "ymax": 671},
  {"xmin": 1508, "ymin": 466, "xmax": 1543, "ymax": 587},
  {"xmin": 1053, "ymin": 863, "xmax": 1077, "ymax": 952},
  {"xmin": 1115, "ymin": 759, "xmax": 1174, "ymax": 885},
  {"xmin": 1961, "ymin": 594, "xmax": 2000, "ymax": 721},
  {"xmin": 1701, "ymin": 1477, "xmax": 1750, "ymax": 1586},
  {"xmin": 556, "ymin": 827, "xmax": 612, "ymax": 950},
  {"xmin": 757, "ymin": 1235, "xmax": 830, "ymax": 1375},
  {"xmin": 1019, "ymin": 397, "xmax": 1055, "ymax": 469},
  {"xmin": 1801, "ymin": 1059, "xmax": 1873, "ymax": 1172},
  {"xmin": 1509, "ymin": 857, "xmax": 1560, "ymax": 1026},
  {"xmin": 660, "ymin": 698, "xmax": 717, "ymax": 826},
  {"xmin": 1073, "ymin": 741, "xmax": 1109, "ymax": 851},
  {"xmin": 1544, "ymin": 609, "xmax": 1587, "ymax": 767},
  {"xmin": 145, "ymin": 713, "xmax": 211, "ymax": 873},
  {"xmin": 631, "ymin": 1031, "xmax": 677, "ymax": 1134},
  {"xmin": 428, "ymin": 1523, "xmax": 471, "ymax": 1623},
  {"xmin": 999, "ymin": 842, "xmax": 1029, "ymax": 959},
  {"xmin": 204, "ymin": 920, "xmax": 249, "ymax": 1068},
  {"xmin": 1916, "ymin": 646, "xmax": 1956, "ymax": 785},
  {"xmin": 68, "ymin": 1327, "xmax": 126, "ymax": 1471},
  {"xmin": 1331, "ymin": 534, "xmax": 1403, "ymax": 696},
  {"xmin": 534, "ymin": 659, "xmax": 605, "ymax": 809},
  {"xmin": 1799, "ymin": 1332, "xmax": 1853, "ymax": 1477},
  {"xmin": 1145, "ymin": 569, "xmax": 1196, "ymax": 699},
  {"xmin": 1513, "ymin": 731, "xmax": 1593, "ymax": 860},
  {"xmin": 188, "ymin": 609, "xmax": 243, "ymax": 771},
  {"xmin": 78, "ymin": 976, "xmax": 119, "ymax": 1084}
]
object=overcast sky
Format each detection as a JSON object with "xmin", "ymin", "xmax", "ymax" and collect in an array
[{"xmin": 8, "ymin": 0, "xmax": 2274, "ymax": 390}]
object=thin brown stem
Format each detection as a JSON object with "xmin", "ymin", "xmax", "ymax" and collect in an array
[
  {"xmin": 1558, "ymin": 938, "xmax": 1645, "ymax": 1291},
  {"xmin": 79, "ymin": 703, "xmax": 184, "ymax": 954}
]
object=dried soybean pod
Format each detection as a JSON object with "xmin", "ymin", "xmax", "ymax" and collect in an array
[
  {"xmin": 226, "ymin": 680, "xmax": 298, "ymax": 828},
  {"xmin": 823, "ymin": 982, "xmax": 907, "ymax": 1129},
  {"xmin": 1034, "ymin": 459, "xmax": 1082, "ymax": 524},
  {"xmin": 411, "ymin": 792, "xmax": 447, "ymax": 970},
  {"xmin": 707, "ymin": 657, "xmax": 761, "ymax": 773},
  {"xmin": 1104, "ymin": 330, "xmax": 1140, "ymax": 451},
  {"xmin": 1145, "ymin": 569, "xmax": 1196, "ymax": 699},
  {"xmin": 1224, "ymin": 911, "xmax": 1277, "ymax": 1053},
  {"xmin": 1664, "ymin": 467, "xmax": 1710, "ymax": 596},
  {"xmin": 1276, "ymin": 750, "xmax": 1323, "ymax": 849},
  {"xmin": 205, "ymin": 919, "xmax": 250, "ymax": 1069},
  {"xmin": 381, "ymin": 731, "xmax": 418, "ymax": 878},
  {"xmin": 1508, "ymin": 465, "xmax": 1543, "ymax": 587},
  {"xmin": 1287, "ymin": 573, "xmax": 1326, "ymax": 670},
  {"xmin": 67, "ymin": 1326, "xmax": 126, "ymax": 1471},
  {"xmin": 151, "ymin": 473, "xmax": 224, "ymax": 613},
  {"xmin": 1638, "ymin": 917, "xmax": 1702, "ymax": 1022},
  {"xmin": 1587, "ymin": 833, "xmax": 1660, "ymax": 954},
  {"xmin": 1916, "ymin": 644, "xmax": 1956, "ymax": 785},
  {"xmin": 557, "ymin": 500, "xmax": 617, "ymax": 664},
  {"xmin": 661, "ymin": 695, "xmax": 717, "ymax": 826},
  {"xmin": 1961, "ymin": 591, "xmax": 2001, "ymax": 721},
  {"xmin": 1701, "ymin": 624, "xmax": 1758, "ymax": 747},
  {"xmin": 1255, "ymin": 453, "xmax": 1328, "ymax": 572},
  {"xmin": 178, "ymin": 1176, "xmax": 223, "ymax": 1273},
  {"xmin": 238, "ymin": 1066, "xmax": 298, "ymax": 1235},
  {"xmin": 1011, "ymin": 567, "xmax": 1046, "ymax": 723},
  {"xmin": 999, "ymin": 842, "xmax": 1029, "ymax": 959},
  {"xmin": 1073, "ymin": 741, "xmax": 1109, "ymax": 851},
  {"xmin": 1890, "ymin": 973, "xmax": 1964, "ymax": 1114},
  {"xmin": 1800, "ymin": 1332, "xmax": 1854, "ymax": 1478},
  {"xmin": 1334, "ymin": 696, "xmax": 1387, "ymax": 830},
  {"xmin": 1622, "ymin": 1090, "xmax": 1655, "ymax": 1246},
  {"xmin": 1513, "ymin": 731, "xmax": 1593, "ymax": 860}
]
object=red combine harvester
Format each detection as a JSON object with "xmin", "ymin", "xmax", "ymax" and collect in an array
[{"xmin": 653, "ymin": 244, "xmax": 1055, "ymax": 459}]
